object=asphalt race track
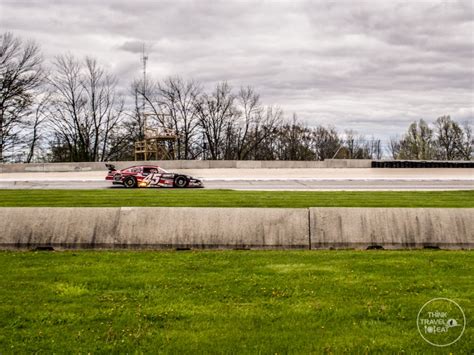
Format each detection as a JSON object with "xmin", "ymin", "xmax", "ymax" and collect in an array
[{"xmin": 0, "ymin": 168, "xmax": 472, "ymax": 190}]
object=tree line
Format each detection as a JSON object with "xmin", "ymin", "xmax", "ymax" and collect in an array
[{"xmin": 1, "ymin": 32, "xmax": 472, "ymax": 163}]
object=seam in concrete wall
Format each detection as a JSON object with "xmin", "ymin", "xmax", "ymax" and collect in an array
[{"xmin": 307, "ymin": 208, "xmax": 312, "ymax": 250}]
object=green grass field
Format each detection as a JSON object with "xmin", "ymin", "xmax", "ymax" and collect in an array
[
  {"xmin": 1, "ymin": 190, "xmax": 472, "ymax": 352},
  {"xmin": 0, "ymin": 250, "xmax": 472, "ymax": 353},
  {"xmin": 0, "ymin": 189, "xmax": 473, "ymax": 207}
]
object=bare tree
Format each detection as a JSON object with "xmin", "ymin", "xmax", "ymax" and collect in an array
[
  {"xmin": 311, "ymin": 125, "xmax": 340, "ymax": 160},
  {"xmin": 234, "ymin": 86, "xmax": 261, "ymax": 159},
  {"xmin": 195, "ymin": 82, "xmax": 236, "ymax": 160},
  {"xmin": 48, "ymin": 54, "xmax": 87, "ymax": 161},
  {"xmin": 233, "ymin": 87, "xmax": 282, "ymax": 160},
  {"xmin": 388, "ymin": 136, "xmax": 401, "ymax": 159},
  {"xmin": 368, "ymin": 136, "xmax": 382, "ymax": 160},
  {"xmin": 48, "ymin": 54, "xmax": 124, "ymax": 161},
  {"xmin": 0, "ymin": 32, "xmax": 43, "ymax": 162},
  {"xmin": 250, "ymin": 106, "xmax": 283, "ymax": 159},
  {"xmin": 342, "ymin": 130, "xmax": 371, "ymax": 159},
  {"xmin": 157, "ymin": 77, "xmax": 202, "ymax": 159},
  {"xmin": 275, "ymin": 114, "xmax": 315, "ymax": 160},
  {"xmin": 83, "ymin": 57, "xmax": 124, "ymax": 161},
  {"xmin": 26, "ymin": 91, "xmax": 51, "ymax": 162}
]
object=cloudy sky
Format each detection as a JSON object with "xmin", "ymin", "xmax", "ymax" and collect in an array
[{"xmin": 1, "ymin": 0, "xmax": 473, "ymax": 139}]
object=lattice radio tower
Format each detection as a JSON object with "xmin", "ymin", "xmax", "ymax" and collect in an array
[{"xmin": 141, "ymin": 43, "xmax": 148, "ymax": 117}]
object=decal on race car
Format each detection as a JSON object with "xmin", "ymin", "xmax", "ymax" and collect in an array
[{"xmin": 139, "ymin": 173, "xmax": 174, "ymax": 188}]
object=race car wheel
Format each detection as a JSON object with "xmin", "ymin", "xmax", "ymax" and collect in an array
[
  {"xmin": 174, "ymin": 175, "xmax": 188, "ymax": 188},
  {"xmin": 123, "ymin": 176, "xmax": 137, "ymax": 188}
]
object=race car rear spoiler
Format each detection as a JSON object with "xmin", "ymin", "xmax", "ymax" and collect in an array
[{"xmin": 105, "ymin": 163, "xmax": 116, "ymax": 172}]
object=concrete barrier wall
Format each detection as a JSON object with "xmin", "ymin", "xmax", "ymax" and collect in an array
[
  {"xmin": 0, "ymin": 207, "xmax": 309, "ymax": 249},
  {"xmin": 0, "ymin": 207, "xmax": 472, "ymax": 250},
  {"xmin": 2, "ymin": 159, "xmax": 472, "ymax": 173},
  {"xmin": 310, "ymin": 208, "xmax": 474, "ymax": 250},
  {"xmin": 0, "ymin": 159, "xmax": 372, "ymax": 173},
  {"xmin": 325, "ymin": 159, "xmax": 372, "ymax": 168}
]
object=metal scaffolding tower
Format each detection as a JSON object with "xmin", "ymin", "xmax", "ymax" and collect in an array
[{"xmin": 134, "ymin": 114, "xmax": 178, "ymax": 161}]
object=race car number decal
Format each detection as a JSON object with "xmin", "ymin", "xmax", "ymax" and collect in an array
[{"xmin": 141, "ymin": 173, "xmax": 173, "ymax": 187}]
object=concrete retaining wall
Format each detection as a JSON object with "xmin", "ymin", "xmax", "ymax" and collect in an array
[
  {"xmin": 309, "ymin": 208, "xmax": 474, "ymax": 250},
  {"xmin": 0, "ymin": 159, "xmax": 372, "ymax": 173},
  {"xmin": 0, "ymin": 207, "xmax": 309, "ymax": 249}
]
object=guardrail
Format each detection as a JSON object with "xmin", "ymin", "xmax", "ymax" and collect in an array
[{"xmin": 0, "ymin": 207, "xmax": 472, "ymax": 250}]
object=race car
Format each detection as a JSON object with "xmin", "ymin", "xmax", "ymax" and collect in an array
[{"xmin": 105, "ymin": 164, "xmax": 203, "ymax": 188}]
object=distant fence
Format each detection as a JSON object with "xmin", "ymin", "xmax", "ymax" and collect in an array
[
  {"xmin": 0, "ymin": 207, "xmax": 472, "ymax": 250},
  {"xmin": 372, "ymin": 160, "xmax": 473, "ymax": 168}
]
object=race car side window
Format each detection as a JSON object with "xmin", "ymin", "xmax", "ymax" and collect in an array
[{"xmin": 143, "ymin": 167, "xmax": 155, "ymax": 175}]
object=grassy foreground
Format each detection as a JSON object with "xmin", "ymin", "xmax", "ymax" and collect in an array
[
  {"xmin": 0, "ymin": 189, "xmax": 473, "ymax": 207},
  {"xmin": 0, "ymin": 250, "xmax": 472, "ymax": 353}
]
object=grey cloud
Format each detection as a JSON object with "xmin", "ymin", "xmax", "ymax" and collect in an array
[
  {"xmin": 118, "ymin": 40, "xmax": 147, "ymax": 54},
  {"xmin": 0, "ymin": 0, "xmax": 472, "ymax": 139}
]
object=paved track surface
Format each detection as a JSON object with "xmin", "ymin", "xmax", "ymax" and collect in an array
[
  {"xmin": 0, "ymin": 169, "xmax": 472, "ymax": 190},
  {"xmin": 1, "ymin": 180, "xmax": 472, "ymax": 190}
]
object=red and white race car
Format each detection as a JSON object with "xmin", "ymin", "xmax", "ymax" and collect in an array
[{"xmin": 105, "ymin": 164, "xmax": 203, "ymax": 188}]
